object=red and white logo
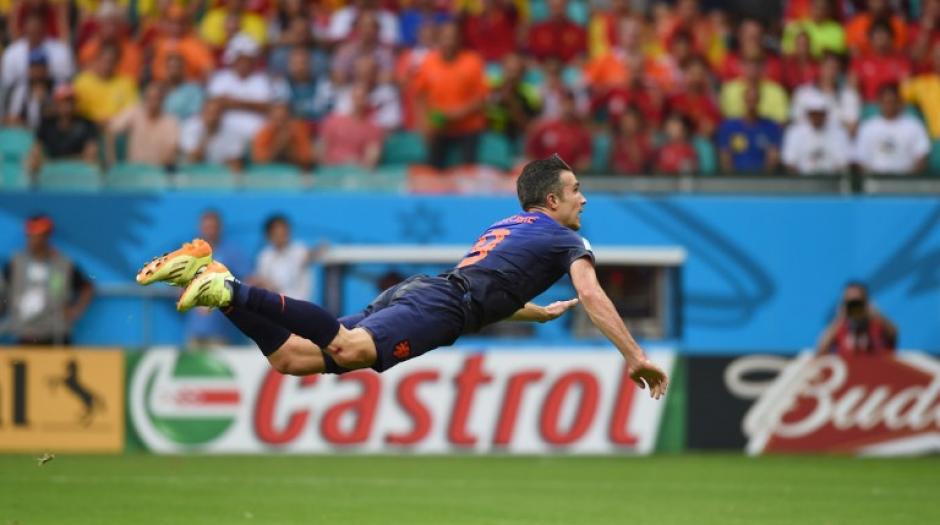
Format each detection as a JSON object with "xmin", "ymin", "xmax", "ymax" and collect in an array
[{"xmin": 726, "ymin": 353, "xmax": 940, "ymax": 456}]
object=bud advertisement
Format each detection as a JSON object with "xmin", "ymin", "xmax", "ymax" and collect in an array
[
  {"xmin": 127, "ymin": 348, "xmax": 675, "ymax": 454},
  {"xmin": 688, "ymin": 352, "xmax": 940, "ymax": 456},
  {"xmin": 0, "ymin": 348, "xmax": 125, "ymax": 452}
]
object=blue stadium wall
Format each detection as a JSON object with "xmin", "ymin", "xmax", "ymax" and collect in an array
[{"xmin": 1, "ymin": 192, "xmax": 938, "ymax": 354}]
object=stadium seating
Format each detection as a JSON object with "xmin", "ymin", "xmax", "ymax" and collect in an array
[
  {"xmin": 0, "ymin": 127, "xmax": 33, "ymax": 163},
  {"xmin": 37, "ymin": 161, "xmax": 102, "ymax": 191},
  {"xmin": 106, "ymin": 163, "xmax": 170, "ymax": 191},
  {"xmin": 590, "ymin": 133, "xmax": 612, "ymax": 174},
  {"xmin": 313, "ymin": 165, "xmax": 407, "ymax": 192},
  {"xmin": 174, "ymin": 163, "xmax": 236, "ymax": 190},
  {"xmin": 1, "ymin": 161, "xmax": 29, "ymax": 189},
  {"xmin": 478, "ymin": 133, "xmax": 514, "ymax": 171},
  {"xmin": 243, "ymin": 163, "xmax": 306, "ymax": 190},
  {"xmin": 694, "ymin": 137, "xmax": 719, "ymax": 175},
  {"xmin": 381, "ymin": 131, "xmax": 427, "ymax": 166}
]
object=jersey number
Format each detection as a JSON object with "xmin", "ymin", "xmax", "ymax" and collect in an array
[{"xmin": 458, "ymin": 228, "xmax": 511, "ymax": 268}]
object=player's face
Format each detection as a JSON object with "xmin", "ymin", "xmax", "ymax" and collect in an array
[{"xmin": 556, "ymin": 170, "xmax": 587, "ymax": 230}]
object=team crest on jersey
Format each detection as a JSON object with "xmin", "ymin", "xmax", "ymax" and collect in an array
[{"xmin": 393, "ymin": 340, "xmax": 411, "ymax": 359}]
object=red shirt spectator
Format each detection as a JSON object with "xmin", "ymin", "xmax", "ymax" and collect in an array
[
  {"xmin": 718, "ymin": 19, "xmax": 783, "ymax": 83},
  {"xmin": 654, "ymin": 114, "xmax": 698, "ymax": 175},
  {"xmin": 526, "ymin": 91, "xmax": 592, "ymax": 172},
  {"xmin": 780, "ymin": 31, "xmax": 819, "ymax": 91},
  {"xmin": 909, "ymin": 0, "xmax": 940, "ymax": 73},
  {"xmin": 610, "ymin": 107, "xmax": 653, "ymax": 174},
  {"xmin": 597, "ymin": 77, "xmax": 663, "ymax": 128},
  {"xmin": 526, "ymin": 0, "xmax": 587, "ymax": 63},
  {"xmin": 10, "ymin": 0, "xmax": 66, "ymax": 40},
  {"xmin": 850, "ymin": 22, "xmax": 911, "ymax": 101},
  {"xmin": 667, "ymin": 57, "xmax": 721, "ymax": 136},
  {"xmin": 319, "ymin": 85, "xmax": 384, "ymax": 169},
  {"xmin": 462, "ymin": 0, "xmax": 519, "ymax": 62}
]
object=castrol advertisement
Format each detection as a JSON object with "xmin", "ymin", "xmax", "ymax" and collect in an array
[{"xmin": 128, "ymin": 348, "xmax": 674, "ymax": 454}]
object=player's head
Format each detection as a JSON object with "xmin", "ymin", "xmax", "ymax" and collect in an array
[{"xmin": 517, "ymin": 154, "xmax": 587, "ymax": 230}]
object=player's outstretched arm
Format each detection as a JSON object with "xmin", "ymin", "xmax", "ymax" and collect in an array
[
  {"xmin": 569, "ymin": 258, "xmax": 668, "ymax": 399},
  {"xmin": 508, "ymin": 299, "xmax": 579, "ymax": 323}
]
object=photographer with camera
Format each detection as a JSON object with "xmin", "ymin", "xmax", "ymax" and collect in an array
[{"xmin": 816, "ymin": 282, "xmax": 898, "ymax": 357}]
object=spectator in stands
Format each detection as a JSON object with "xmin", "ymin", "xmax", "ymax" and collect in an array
[
  {"xmin": 3, "ymin": 50, "xmax": 54, "ymax": 129},
  {"xmin": 845, "ymin": 0, "xmax": 907, "ymax": 55},
  {"xmin": 527, "ymin": 0, "xmax": 587, "ymax": 63},
  {"xmin": 652, "ymin": 29, "xmax": 695, "ymax": 93},
  {"xmin": 667, "ymin": 56, "xmax": 721, "ymax": 137},
  {"xmin": 718, "ymin": 86, "xmax": 782, "ymax": 174},
  {"xmin": 526, "ymin": 90, "xmax": 592, "ymax": 173},
  {"xmin": 0, "ymin": 215, "xmax": 94, "ymax": 346},
  {"xmin": 179, "ymin": 99, "xmax": 245, "ymax": 171},
  {"xmin": 106, "ymin": 82, "xmax": 180, "ymax": 169},
  {"xmin": 850, "ymin": 21, "xmax": 911, "ymax": 103},
  {"xmin": 251, "ymin": 102, "xmax": 315, "ymax": 171},
  {"xmin": 486, "ymin": 53, "xmax": 540, "ymax": 146},
  {"xmin": 150, "ymin": 6, "xmax": 216, "ymax": 83},
  {"xmin": 598, "ymin": 54, "xmax": 664, "ymax": 128},
  {"xmin": 540, "ymin": 58, "xmax": 590, "ymax": 120},
  {"xmin": 654, "ymin": 114, "xmax": 698, "ymax": 175},
  {"xmin": 413, "ymin": 21, "xmax": 488, "ymax": 169},
  {"xmin": 781, "ymin": 0, "xmax": 846, "ymax": 57},
  {"xmin": 720, "ymin": 56, "xmax": 789, "ymax": 124},
  {"xmin": 281, "ymin": 46, "xmax": 328, "ymax": 124},
  {"xmin": 207, "ymin": 33, "xmax": 279, "ymax": 159},
  {"xmin": 73, "ymin": 43, "xmax": 139, "ymax": 124},
  {"xmin": 184, "ymin": 209, "xmax": 250, "ymax": 347},
  {"xmin": 328, "ymin": 0, "xmax": 400, "ymax": 45},
  {"xmin": 396, "ymin": 22, "xmax": 437, "ymax": 129},
  {"xmin": 399, "ymin": 0, "xmax": 451, "ymax": 48},
  {"xmin": 77, "ymin": 3, "xmax": 141, "ymax": 82},
  {"xmin": 461, "ymin": 0, "xmax": 519, "ymax": 62},
  {"xmin": 318, "ymin": 84, "xmax": 384, "ymax": 169},
  {"xmin": 582, "ymin": 16, "xmax": 641, "ymax": 92},
  {"xmin": 587, "ymin": 0, "xmax": 639, "ymax": 59},
  {"xmin": 910, "ymin": 0, "xmax": 940, "ymax": 71},
  {"xmin": 816, "ymin": 281, "xmax": 897, "ymax": 357},
  {"xmin": 902, "ymin": 45, "xmax": 940, "ymax": 140},
  {"xmin": 251, "ymin": 214, "xmax": 325, "ymax": 301},
  {"xmin": 199, "ymin": 0, "xmax": 267, "ymax": 49},
  {"xmin": 6, "ymin": 0, "xmax": 69, "ymax": 41},
  {"xmin": 0, "ymin": 9, "xmax": 73, "ymax": 94},
  {"xmin": 718, "ymin": 18, "xmax": 782, "ymax": 84},
  {"xmin": 26, "ymin": 85, "xmax": 99, "ymax": 174},
  {"xmin": 609, "ymin": 105, "xmax": 654, "ymax": 175},
  {"xmin": 791, "ymin": 52, "xmax": 861, "ymax": 133},
  {"xmin": 162, "ymin": 52, "xmax": 206, "ymax": 122},
  {"xmin": 854, "ymin": 83, "xmax": 930, "ymax": 175},
  {"xmin": 780, "ymin": 30, "xmax": 820, "ymax": 92},
  {"xmin": 782, "ymin": 91, "xmax": 852, "ymax": 175},
  {"xmin": 334, "ymin": 54, "xmax": 402, "ymax": 130},
  {"xmin": 332, "ymin": 13, "xmax": 395, "ymax": 86},
  {"xmin": 267, "ymin": 11, "xmax": 328, "ymax": 80}
]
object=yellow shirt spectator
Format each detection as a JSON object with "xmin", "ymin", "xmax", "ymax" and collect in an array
[
  {"xmin": 199, "ymin": 7, "xmax": 267, "ymax": 47},
  {"xmin": 73, "ymin": 70, "xmax": 139, "ymax": 123},
  {"xmin": 781, "ymin": 20, "xmax": 846, "ymax": 57},
  {"xmin": 903, "ymin": 74, "xmax": 940, "ymax": 139},
  {"xmin": 720, "ymin": 80, "xmax": 790, "ymax": 124}
]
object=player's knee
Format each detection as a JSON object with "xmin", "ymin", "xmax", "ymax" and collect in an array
[{"xmin": 268, "ymin": 351, "xmax": 304, "ymax": 376}]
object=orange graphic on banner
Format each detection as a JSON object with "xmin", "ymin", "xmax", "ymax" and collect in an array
[{"xmin": 0, "ymin": 348, "xmax": 125, "ymax": 453}]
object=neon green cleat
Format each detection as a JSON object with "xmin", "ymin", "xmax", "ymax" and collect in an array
[
  {"xmin": 176, "ymin": 262, "xmax": 234, "ymax": 312},
  {"xmin": 136, "ymin": 239, "xmax": 213, "ymax": 287}
]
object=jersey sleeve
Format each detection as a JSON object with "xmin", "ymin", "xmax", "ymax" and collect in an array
[{"xmin": 556, "ymin": 229, "xmax": 595, "ymax": 270}]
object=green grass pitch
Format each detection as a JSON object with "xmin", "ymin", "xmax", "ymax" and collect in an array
[{"xmin": 1, "ymin": 454, "xmax": 937, "ymax": 524}]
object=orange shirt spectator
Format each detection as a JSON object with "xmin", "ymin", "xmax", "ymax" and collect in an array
[
  {"xmin": 413, "ymin": 47, "xmax": 488, "ymax": 136},
  {"xmin": 252, "ymin": 103, "xmax": 314, "ymax": 171},
  {"xmin": 845, "ymin": 13, "xmax": 907, "ymax": 55},
  {"xmin": 77, "ymin": 3, "xmax": 141, "ymax": 79},
  {"xmin": 582, "ymin": 51, "xmax": 630, "ymax": 90},
  {"xmin": 150, "ymin": 8, "xmax": 216, "ymax": 82}
]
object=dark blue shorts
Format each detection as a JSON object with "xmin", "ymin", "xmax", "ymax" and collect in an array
[{"xmin": 336, "ymin": 275, "xmax": 471, "ymax": 373}]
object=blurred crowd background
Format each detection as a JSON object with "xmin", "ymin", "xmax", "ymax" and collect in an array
[{"xmin": 2, "ymin": 0, "xmax": 940, "ymax": 186}]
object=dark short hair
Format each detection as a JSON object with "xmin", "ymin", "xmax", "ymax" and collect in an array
[
  {"xmin": 878, "ymin": 82, "xmax": 900, "ymax": 98},
  {"xmin": 264, "ymin": 213, "xmax": 290, "ymax": 234},
  {"xmin": 516, "ymin": 154, "xmax": 572, "ymax": 211}
]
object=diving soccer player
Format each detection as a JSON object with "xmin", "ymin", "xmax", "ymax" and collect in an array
[{"xmin": 136, "ymin": 155, "xmax": 668, "ymax": 398}]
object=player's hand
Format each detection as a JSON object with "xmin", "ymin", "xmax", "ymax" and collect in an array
[
  {"xmin": 628, "ymin": 359, "xmax": 669, "ymax": 400},
  {"xmin": 541, "ymin": 298, "xmax": 579, "ymax": 322}
]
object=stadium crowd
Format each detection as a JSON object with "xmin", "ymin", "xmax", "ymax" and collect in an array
[{"xmin": 1, "ymin": 0, "xmax": 939, "ymax": 181}]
